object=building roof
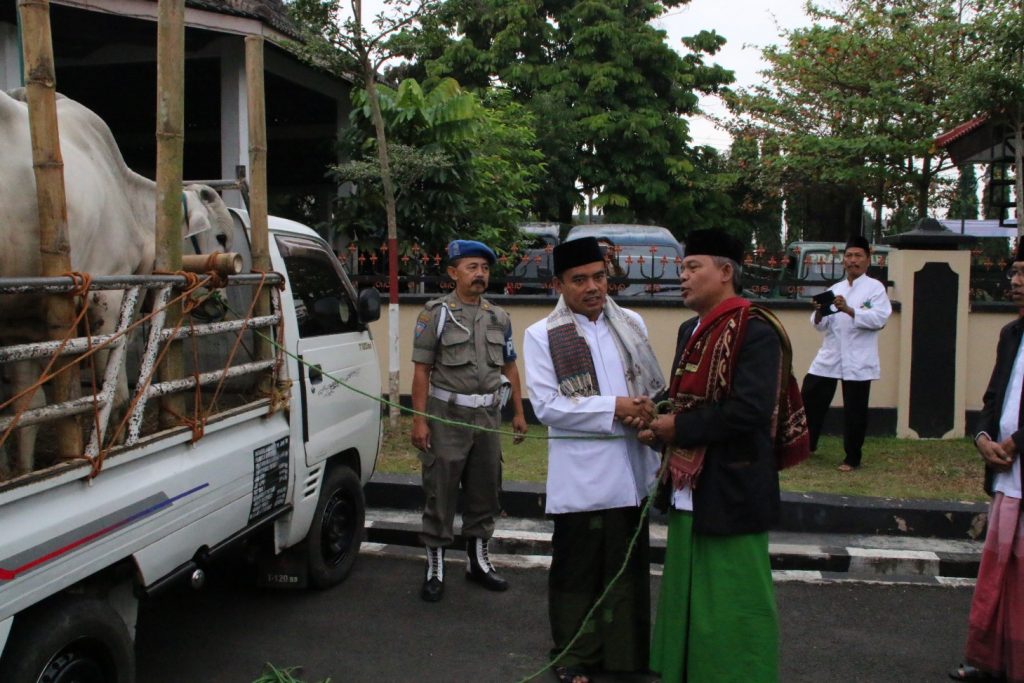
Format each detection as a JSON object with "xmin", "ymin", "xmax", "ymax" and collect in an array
[
  {"xmin": 934, "ymin": 112, "xmax": 1014, "ymax": 165},
  {"xmin": 186, "ymin": 0, "xmax": 300, "ymax": 40},
  {"xmin": 934, "ymin": 113, "xmax": 989, "ymax": 150}
]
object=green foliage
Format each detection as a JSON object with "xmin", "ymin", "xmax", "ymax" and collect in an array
[
  {"xmin": 331, "ymin": 79, "xmax": 544, "ymax": 253},
  {"xmin": 727, "ymin": 0, "xmax": 982, "ymax": 240},
  {"xmin": 947, "ymin": 165, "xmax": 980, "ymax": 220},
  {"xmin": 406, "ymin": 0, "xmax": 735, "ymax": 234}
]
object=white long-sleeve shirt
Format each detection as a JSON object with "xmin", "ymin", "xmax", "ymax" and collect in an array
[
  {"xmin": 807, "ymin": 273, "xmax": 892, "ymax": 381},
  {"xmin": 523, "ymin": 309, "xmax": 660, "ymax": 514}
]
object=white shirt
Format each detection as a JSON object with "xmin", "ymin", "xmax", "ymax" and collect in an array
[
  {"xmin": 995, "ymin": 336, "xmax": 1024, "ymax": 499},
  {"xmin": 524, "ymin": 309, "xmax": 660, "ymax": 514},
  {"xmin": 808, "ymin": 274, "xmax": 892, "ymax": 381}
]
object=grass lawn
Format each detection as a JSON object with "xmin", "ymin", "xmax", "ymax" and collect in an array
[{"xmin": 377, "ymin": 416, "xmax": 990, "ymax": 503}]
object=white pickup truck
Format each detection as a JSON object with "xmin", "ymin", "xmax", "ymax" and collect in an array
[{"xmin": 0, "ymin": 210, "xmax": 382, "ymax": 683}]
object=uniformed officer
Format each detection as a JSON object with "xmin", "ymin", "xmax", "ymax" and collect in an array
[{"xmin": 411, "ymin": 239, "xmax": 528, "ymax": 602}]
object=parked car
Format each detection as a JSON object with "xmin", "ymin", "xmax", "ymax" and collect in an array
[
  {"xmin": 564, "ymin": 224, "xmax": 685, "ymax": 297},
  {"xmin": 775, "ymin": 241, "xmax": 892, "ymax": 299},
  {"xmin": 506, "ymin": 222, "xmax": 563, "ymax": 295}
]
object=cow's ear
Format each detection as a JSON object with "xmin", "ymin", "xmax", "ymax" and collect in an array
[{"xmin": 199, "ymin": 186, "xmax": 219, "ymax": 203}]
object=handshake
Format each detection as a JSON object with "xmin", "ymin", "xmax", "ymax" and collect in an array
[{"xmin": 615, "ymin": 396, "xmax": 674, "ymax": 447}]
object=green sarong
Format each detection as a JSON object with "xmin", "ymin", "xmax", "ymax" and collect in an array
[
  {"xmin": 548, "ymin": 506, "xmax": 651, "ymax": 672},
  {"xmin": 650, "ymin": 510, "xmax": 778, "ymax": 682}
]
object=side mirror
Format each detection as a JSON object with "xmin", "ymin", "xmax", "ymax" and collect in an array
[{"xmin": 358, "ymin": 287, "xmax": 381, "ymax": 324}]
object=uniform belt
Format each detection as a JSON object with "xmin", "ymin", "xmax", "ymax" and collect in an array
[{"xmin": 429, "ymin": 385, "xmax": 497, "ymax": 408}]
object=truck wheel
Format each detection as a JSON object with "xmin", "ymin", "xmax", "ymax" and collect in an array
[
  {"xmin": 0, "ymin": 595, "xmax": 134, "ymax": 683},
  {"xmin": 307, "ymin": 465, "xmax": 364, "ymax": 589}
]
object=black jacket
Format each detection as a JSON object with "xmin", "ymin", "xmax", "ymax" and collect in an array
[
  {"xmin": 976, "ymin": 317, "xmax": 1024, "ymax": 496},
  {"xmin": 669, "ymin": 314, "xmax": 782, "ymax": 535}
]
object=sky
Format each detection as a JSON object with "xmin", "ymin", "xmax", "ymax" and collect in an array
[
  {"xmin": 651, "ymin": 0, "xmax": 814, "ymax": 149},
  {"xmin": 357, "ymin": 0, "xmax": 819, "ymax": 150}
]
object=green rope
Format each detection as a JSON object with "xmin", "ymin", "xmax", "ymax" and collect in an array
[
  {"xmin": 231, "ymin": 303, "xmax": 657, "ymax": 680},
  {"xmin": 243, "ymin": 321, "xmax": 624, "ymax": 441},
  {"xmin": 516, "ymin": 489, "xmax": 659, "ymax": 683}
]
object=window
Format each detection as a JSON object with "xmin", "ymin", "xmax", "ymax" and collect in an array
[{"xmin": 276, "ymin": 235, "xmax": 360, "ymax": 338}]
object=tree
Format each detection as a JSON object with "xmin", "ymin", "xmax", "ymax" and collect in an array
[
  {"xmin": 331, "ymin": 79, "xmax": 543, "ymax": 253},
  {"xmin": 947, "ymin": 164, "xmax": 979, "ymax": 220},
  {"xmin": 405, "ymin": 0, "xmax": 735, "ymax": 234},
  {"xmin": 726, "ymin": 0, "xmax": 982, "ymax": 240},
  {"xmin": 954, "ymin": 3, "xmax": 1024, "ymax": 233},
  {"xmin": 288, "ymin": 0, "xmax": 438, "ymax": 427}
]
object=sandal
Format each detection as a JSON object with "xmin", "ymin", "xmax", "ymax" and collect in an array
[
  {"xmin": 949, "ymin": 663, "xmax": 1006, "ymax": 681},
  {"xmin": 551, "ymin": 664, "xmax": 592, "ymax": 683},
  {"xmin": 837, "ymin": 463, "xmax": 857, "ymax": 472}
]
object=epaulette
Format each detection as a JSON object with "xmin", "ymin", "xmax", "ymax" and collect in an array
[{"xmin": 424, "ymin": 298, "xmax": 444, "ymax": 310}]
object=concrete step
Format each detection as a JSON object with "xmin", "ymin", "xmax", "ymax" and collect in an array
[{"xmin": 365, "ymin": 508, "xmax": 982, "ymax": 583}]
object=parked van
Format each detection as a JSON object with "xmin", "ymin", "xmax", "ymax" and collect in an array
[
  {"xmin": 564, "ymin": 224, "xmax": 685, "ymax": 297},
  {"xmin": 776, "ymin": 241, "xmax": 892, "ymax": 299}
]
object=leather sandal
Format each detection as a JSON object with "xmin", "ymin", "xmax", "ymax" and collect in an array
[
  {"xmin": 949, "ymin": 663, "xmax": 1006, "ymax": 681},
  {"xmin": 551, "ymin": 664, "xmax": 592, "ymax": 683}
]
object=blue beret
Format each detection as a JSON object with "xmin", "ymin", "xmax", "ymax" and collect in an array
[{"xmin": 447, "ymin": 239, "xmax": 496, "ymax": 264}]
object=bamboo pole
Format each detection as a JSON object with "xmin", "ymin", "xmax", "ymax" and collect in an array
[
  {"xmin": 155, "ymin": 0, "xmax": 185, "ymax": 428},
  {"xmin": 18, "ymin": 0, "xmax": 82, "ymax": 458},
  {"xmin": 245, "ymin": 36, "xmax": 271, "ymax": 364}
]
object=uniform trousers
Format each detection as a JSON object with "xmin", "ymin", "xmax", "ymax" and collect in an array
[
  {"xmin": 418, "ymin": 396, "xmax": 502, "ymax": 547},
  {"xmin": 801, "ymin": 373, "xmax": 871, "ymax": 467}
]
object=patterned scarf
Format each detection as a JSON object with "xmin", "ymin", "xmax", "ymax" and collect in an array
[
  {"xmin": 546, "ymin": 295, "xmax": 665, "ymax": 399},
  {"xmin": 665, "ymin": 297, "xmax": 809, "ymax": 491}
]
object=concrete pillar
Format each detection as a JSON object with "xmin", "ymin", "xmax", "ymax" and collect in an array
[
  {"xmin": 219, "ymin": 38, "xmax": 248, "ymax": 209},
  {"xmin": 884, "ymin": 219, "xmax": 975, "ymax": 439}
]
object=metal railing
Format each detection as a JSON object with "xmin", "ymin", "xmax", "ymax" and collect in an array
[{"xmin": 0, "ymin": 273, "xmax": 283, "ymax": 468}]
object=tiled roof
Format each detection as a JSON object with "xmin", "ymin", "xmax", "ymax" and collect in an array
[
  {"xmin": 934, "ymin": 113, "xmax": 989, "ymax": 149},
  {"xmin": 185, "ymin": 0, "xmax": 300, "ymax": 40}
]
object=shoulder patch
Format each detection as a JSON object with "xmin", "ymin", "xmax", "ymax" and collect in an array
[{"xmin": 414, "ymin": 310, "xmax": 432, "ymax": 338}]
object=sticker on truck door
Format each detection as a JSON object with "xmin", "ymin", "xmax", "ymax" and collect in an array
[{"xmin": 250, "ymin": 437, "xmax": 290, "ymax": 521}]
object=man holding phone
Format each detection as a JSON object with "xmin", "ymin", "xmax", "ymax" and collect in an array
[{"xmin": 801, "ymin": 235, "xmax": 892, "ymax": 471}]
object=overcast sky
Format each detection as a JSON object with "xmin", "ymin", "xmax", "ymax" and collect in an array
[
  {"xmin": 359, "ymin": 0, "xmax": 818, "ymax": 149},
  {"xmin": 652, "ymin": 0, "xmax": 815, "ymax": 149}
]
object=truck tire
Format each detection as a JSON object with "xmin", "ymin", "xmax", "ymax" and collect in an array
[
  {"xmin": 0, "ymin": 594, "xmax": 134, "ymax": 683},
  {"xmin": 307, "ymin": 465, "xmax": 364, "ymax": 589}
]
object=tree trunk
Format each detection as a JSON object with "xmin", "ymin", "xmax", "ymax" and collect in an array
[
  {"xmin": 917, "ymin": 155, "xmax": 932, "ymax": 221},
  {"xmin": 362, "ymin": 59, "xmax": 401, "ymax": 430}
]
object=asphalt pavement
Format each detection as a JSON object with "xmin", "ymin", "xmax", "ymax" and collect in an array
[{"xmin": 135, "ymin": 548, "xmax": 975, "ymax": 683}]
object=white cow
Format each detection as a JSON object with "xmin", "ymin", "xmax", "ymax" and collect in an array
[{"xmin": 0, "ymin": 88, "xmax": 235, "ymax": 477}]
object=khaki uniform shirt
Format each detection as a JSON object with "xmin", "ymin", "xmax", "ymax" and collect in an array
[{"xmin": 412, "ymin": 292, "xmax": 516, "ymax": 395}]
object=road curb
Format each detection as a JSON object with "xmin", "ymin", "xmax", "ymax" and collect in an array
[
  {"xmin": 366, "ymin": 473, "xmax": 989, "ymax": 540},
  {"xmin": 365, "ymin": 508, "xmax": 982, "ymax": 580}
]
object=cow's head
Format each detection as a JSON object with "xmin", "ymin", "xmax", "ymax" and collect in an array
[{"xmin": 182, "ymin": 184, "xmax": 234, "ymax": 254}]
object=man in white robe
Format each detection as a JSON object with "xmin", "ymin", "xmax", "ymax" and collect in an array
[{"xmin": 523, "ymin": 237, "xmax": 663, "ymax": 683}]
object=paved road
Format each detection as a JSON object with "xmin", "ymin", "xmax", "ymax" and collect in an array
[{"xmin": 135, "ymin": 551, "xmax": 973, "ymax": 682}]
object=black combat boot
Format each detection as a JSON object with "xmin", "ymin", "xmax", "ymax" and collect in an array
[
  {"xmin": 465, "ymin": 537, "xmax": 508, "ymax": 591},
  {"xmin": 421, "ymin": 546, "xmax": 444, "ymax": 602}
]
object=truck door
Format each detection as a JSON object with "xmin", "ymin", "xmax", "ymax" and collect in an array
[{"xmin": 275, "ymin": 235, "xmax": 381, "ymax": 468}]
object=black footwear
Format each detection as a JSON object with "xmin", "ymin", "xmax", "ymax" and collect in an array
[
  {"xmin": 420, "ymin": 546, "xmax": 444, "ymax": 602},
  {"xmin": 466, "ymin": 537, "xmax": 508, "ymax": 592}
]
